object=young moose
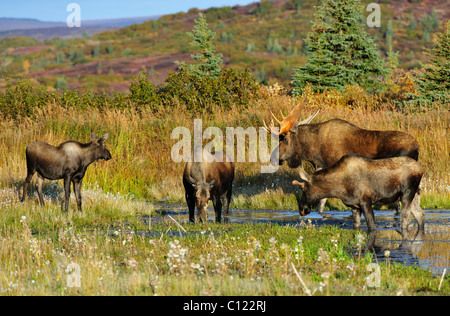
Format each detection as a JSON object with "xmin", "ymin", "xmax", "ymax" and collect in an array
[
  {"xmin": 21, "ymin": 133, "xmax": 112, "ymax": 212},
  {"xmin": 292, "ymin": 154, "xmax": 424, "ymax": 232},
  {"xmin": 183, "ymin": 149, "xmax": 235, "ymax": 223}
]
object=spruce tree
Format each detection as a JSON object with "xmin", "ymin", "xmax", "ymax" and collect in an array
[
  {"xmin": 179, "ymin": 13, "xmax": 223, "ymax": 79},
  {"xmin": 415, "ymin": 21, "xmax": 449, "ymax": 103},
  {"xmin": 386, "ymin": 19, "xmax": 394, "ymax": 50},
  {"xmin": 292, "ymin": 0, "xmax": 388, "ymax": 94}
]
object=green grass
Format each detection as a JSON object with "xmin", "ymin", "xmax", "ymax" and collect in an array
[
  {"xmin": 420, "ymin": 192, "xmax": 450, "ymax": 210},
  {"xmin": 0, "ymin": 192, "xmax": 448, "ymax": 296}
]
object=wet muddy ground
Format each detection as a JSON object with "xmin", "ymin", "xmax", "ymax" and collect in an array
[{"xmin": 150, "ymin": 203, "xmax": 450, "ymax": 276}]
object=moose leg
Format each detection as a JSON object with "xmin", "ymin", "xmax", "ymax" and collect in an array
[
  {"xmin": 351, "ymin": 208, "xmax": 362, "ymax": 230},
  {"xmin": 360, "ymin": 201, "xmax": 376, "ymax": 232},
  {"xmin": 394, "ymin": 201, "xmax": 401, "ymax": 216},
  {"xmin": 213, "ymin": 196, "xmax": 222, "ymax": 223},
  {"xmin": 186, "ymin": 192, "xmax": 196, "ymax": 223},
  {"xmin": 63, "ymin": 175, "xmax": 71, "ymax": 213},
  {"xmin": 21, "ymin": 171, "xmax": 35, "ymax": 203},
  {"xmin": 222, "ymin": 189, "xmax": 232, "ymax": 224},
  {"xmin": 315, "ymin": 167, "xmax": 326, "ymax": 215},
  {"xmin": 318, "ymin": 199, "xmax": 326, "ymax": 215},
  {"xmin": 73, "ymin": 179, "xmax": 83, "ymax": 212},
  {"xmin": 21, "ymin": 152, "xmax": 37, "ymax": 203},
  {"xmin": 36, "ymin": 174, "xmax": 45, "ymax": 206}
]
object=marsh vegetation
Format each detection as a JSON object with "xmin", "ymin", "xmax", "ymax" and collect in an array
[{"xmin": 0, "ymin": 189, "xmax": 448, "ymax": 295}]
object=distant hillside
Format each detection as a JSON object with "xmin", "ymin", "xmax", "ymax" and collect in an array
[
  {"xmin": 0, "ymin": 26, "xmax": 124, "ymax": 40},
  {"xmin": 0, "ymin": 18, "xmax": 65, "ymax": 31},
  {"xmin": 0, "ymin": 0, "xmax": 448, "ymax": 91},
  {"xmin": 0, "ymin": 16, "xmax": 160, "ymax": 40}
]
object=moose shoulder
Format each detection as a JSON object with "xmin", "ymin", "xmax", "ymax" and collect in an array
[{"xmin": 21, "ymin": 133, "xmax": 112, "ymax": 212}]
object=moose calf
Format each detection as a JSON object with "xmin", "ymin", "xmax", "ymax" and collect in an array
[
  {"xmin": 292, "ymin": 154, "xmax": 424, "ymax": 232},
  {"xmin": 183, "ymin": 149, "xmax": 234, "ymax": 223},
  {"xmin": 21, "ymin": 133, "xmax": 112, "ymax": 212}
]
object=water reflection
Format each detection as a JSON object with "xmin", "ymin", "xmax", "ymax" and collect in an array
[
  {"xmin": 151, "ymin": 203, "xmax": 449, "ymax": 276},
  {"xmin": 364, "ymin": 220, "xmax": 449, "ymax": 276}
]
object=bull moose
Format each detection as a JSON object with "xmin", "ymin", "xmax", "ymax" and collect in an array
[
  {"xmin": 21, "ymin": 133, "xmax": 112, "ymax": 212},
  {"xmin": 264, "ymin": 101, "xmax": 420, "ymax": 213},
  {"xmin": 292, "ymin": 154, "xmax": 424, "ymax": 232},
  {"xmin": 183, "ymin": 148, "xmax": 235, "ymax": 223}
]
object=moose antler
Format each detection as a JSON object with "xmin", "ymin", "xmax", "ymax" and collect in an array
[
  {"xmin": 263, "ymin": 118, "xmax": 278, "ymax": 135},
  {"xmin": 263, "ymin": 101, "xmax": 319, "ymax": 136}
]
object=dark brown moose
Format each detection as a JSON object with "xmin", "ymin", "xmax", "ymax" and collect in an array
[
  {"xmin": 292, "ymin": 154, "xmax": 424, "ymax": 232},
  {"xmin": 21, "ymin": 133, "xmax": 112, "ymax": 212},
  {"xmin": 264, "ymin": 101, "xmax": 419, "ymax": 213},
  {"xmin": 183, "ymin": 149, "xmax": 234, "ymax": 223}
]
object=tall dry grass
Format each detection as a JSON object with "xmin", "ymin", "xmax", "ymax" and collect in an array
[{"xmin": 0, "ymin": 91, "xmax": 448, "ymax": 209}]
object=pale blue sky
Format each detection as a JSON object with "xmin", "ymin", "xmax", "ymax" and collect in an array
[{"xmin": 0, "ymin": 0, "xmax": 257, "ymax": 21}]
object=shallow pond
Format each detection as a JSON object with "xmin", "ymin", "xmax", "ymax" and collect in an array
[{"xmin": 151, "ymin": 203, "xmax": 450, "ymax": 277}]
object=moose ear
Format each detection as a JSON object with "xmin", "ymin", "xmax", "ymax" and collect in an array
[
  {"xmin": 292, "ymin": 180, "xmax": 306, "ymax": 190},
  {"xmin": 297, "ymin": 109, "xmax": 319, "ymax": 126},
  {"xmin": 98, "ymin": 133, "xmax": 110, "ymax": 143},
  {"xmin": 189, "ymin": 176, "xmax": 197, "ymax": 186},
  {"xmin": 208, "ymin": 179, "xmax": 216, "ymax": 187},
  {"xmin": 91, "ymin": 133, "xmax": 98, "ymax": 141},
  {"xmin": 298, "ymin": 168, "xmax": 312, "ymax": 183}
]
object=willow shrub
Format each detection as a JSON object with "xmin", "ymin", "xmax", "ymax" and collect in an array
[{"xmin": 159, "ymin": 67, "xmax": 259, "ymax": 113}]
